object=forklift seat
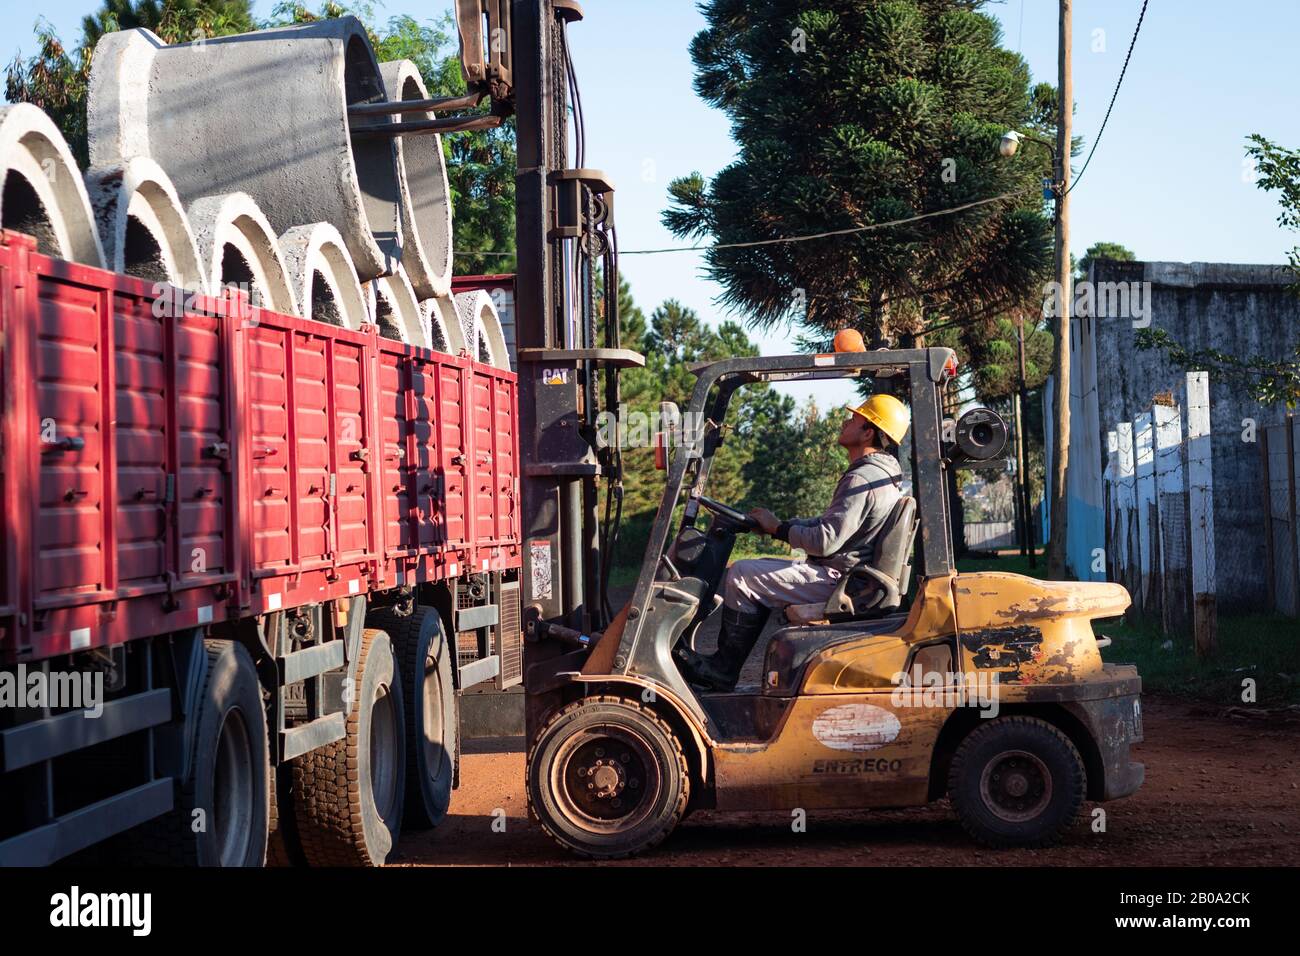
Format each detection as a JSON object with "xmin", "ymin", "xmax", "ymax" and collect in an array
[{"xmin": 785, "ymin": 495, "xmax": 918, "ymax": 626}]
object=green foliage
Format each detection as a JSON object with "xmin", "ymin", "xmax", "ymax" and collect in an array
[
  {"xmin": 664, "ymin": 0, "xmax": 1055, "ymax": 364},
  {"xmin": 608, "ymin": 280, "xmax": 854, "ymax": 569},
  {"xmin": 5, "ymin": 23, "xmax": 92, "ymax": 164},
  {"xmin": 1076, "ymin": 240, "xmax": 1136, "ymax": 281},
  {"xmin": 1135, "ymin": 327, "xmax": 1300, "ymax": 409},
  {"xmin": 84, "ymin": 0, "xmax": 255, "ymax": 46},
  {"xmin": 1246, "ymin": 134, "xmax": 1300, "ymax": 283}
]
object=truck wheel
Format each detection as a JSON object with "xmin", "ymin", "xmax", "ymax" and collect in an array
[
  {"xmin": 119, "ymin": 639, "xmax": 269, "ymax": 866},
  {"xmin": 948, "ymin": 716, "xmax": 1086, "ymax": 848},
  {"xmin": 291, "ymin": 628, "xmax": 406, "ymax": 866},
  {"xmin": 369, "ymin": 607, "xmax": 457, "ymax": 830},
  {"xmin": 527, "ymin": 696, "xmax": 689, "ymax": 859}
]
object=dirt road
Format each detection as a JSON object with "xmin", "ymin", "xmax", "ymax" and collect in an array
[{"xmin": 391, "ymin": 697, "xmax": 1300, "ymax": 866}]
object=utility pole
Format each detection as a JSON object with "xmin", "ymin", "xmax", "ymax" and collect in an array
[{"xmin": 1046, "ymin": 0, "xmax": 1072, "ymax": 580}]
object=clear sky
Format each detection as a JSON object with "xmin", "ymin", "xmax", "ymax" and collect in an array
[{"xmin": 4, "ymin": 1, "xmax": 1298, "ymax": 409}]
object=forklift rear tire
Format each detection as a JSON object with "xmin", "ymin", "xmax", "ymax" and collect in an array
[
  {"xmin": 369, "ymin": 607, "xmax": 457, "ymax": 830},
  {"xmin": 528, "ymin": 696, "xmax": 690, "ymax": 859},
  {"xmin": 291, "ymin": 628, "xmax": 406, "ymax": 866},
  {"xmin": 948, "ymin": 716, "xmax": 1086, "ymax": 848}
]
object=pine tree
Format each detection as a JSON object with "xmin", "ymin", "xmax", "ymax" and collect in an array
[{"xmin": 663, "ymin": 0, "xmax": 1055, "ymax": 355}]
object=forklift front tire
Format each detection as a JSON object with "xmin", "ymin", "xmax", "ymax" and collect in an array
[
  {"xmin": 528, "ymin": 695, "xmax": 690, "ymax": 859},
  {"xmin": 948, "ymin": 716, "xmax": 1086, "ymax": 848}
]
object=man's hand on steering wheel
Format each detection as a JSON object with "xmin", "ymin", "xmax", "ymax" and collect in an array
[{"xmin": 748, "ymin": 507, "xmax": 781, "ymax": 536}]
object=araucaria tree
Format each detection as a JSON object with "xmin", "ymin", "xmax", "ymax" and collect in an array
[{"xmin": 663, "ymin": 0, "xmax": 1056, "ymax": 348}]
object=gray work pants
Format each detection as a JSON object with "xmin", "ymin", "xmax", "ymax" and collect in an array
[{"xmin": 721, "ymin": 558, "xmax": 842, "ymax": 614}]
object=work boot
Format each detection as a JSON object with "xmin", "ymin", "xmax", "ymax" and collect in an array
[{"xmin": 675, "ymin": 607, "xmax": 770, "ymax": 692}]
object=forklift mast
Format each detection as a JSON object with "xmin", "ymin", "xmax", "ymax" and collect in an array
[{"xmin": 456, "ymin": 1, "xmax": 642, "ymax": 638}]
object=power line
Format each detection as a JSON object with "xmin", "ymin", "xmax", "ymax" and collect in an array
[
  {"xmin": 453, "ymin": 186, "xmax": 1035, "ymax": 259},
  {"xmin": 1067, "ymin": 0, "xmax": 1149, "ymax": 196},
  {"xmin": 618, "ymin": 188, "xmax": 1035, "ymax": 256}
]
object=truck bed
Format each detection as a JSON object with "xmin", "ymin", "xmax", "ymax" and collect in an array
[{"xmin": 0, "ymin": 229, "xmax": 521, "ymax": 665}]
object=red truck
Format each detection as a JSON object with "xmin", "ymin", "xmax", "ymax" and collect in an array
[{"xmin": 0, "ymin": 229, "xmax": 523, "ymax": 865}]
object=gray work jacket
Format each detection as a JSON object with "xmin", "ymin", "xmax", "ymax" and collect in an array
[{"xmin": 785, "ymin": 452, "xmax": 903, "ymax": 573}]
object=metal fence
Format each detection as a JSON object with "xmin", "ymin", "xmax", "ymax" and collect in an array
[
  {"xmin": 1262, "ymin": 419, "xmax": 1300, "ymax": 617},
  {"xmin": 1102, "ymin": 371, "xmax": 1217, "ymax": 655},
  {"xmin": 965, "ymin": 520, "xmax": 1017, "ymax": 550}
]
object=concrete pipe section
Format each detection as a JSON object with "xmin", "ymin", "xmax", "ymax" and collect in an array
[
  {"xmin": 188, "ymin": 192, "xmax": 299, "ymax": 316},
  {"xmin": 86, "ymin": 157, "xmax": 207, "ymax": 293},
  {"xmin": 378, "ymin": 60, "xmax": 454, "ymax": 300},
  {"xmin": 367, "ymin": 266, "xmax": 427, "ymax": 347},
  {"xmin": 0, "ymin": 104, "xmax": 105, "ymax": 268},
  {"xmin": 88, "ymin": 17, "xmax": 403, "ymax": 282},
  {"xmin": 421, "ymin": 297, "xmax": 468, "ymax": 356},
  {"xmin": 279, "ymin": 222, "xmax": 368, "ymax": 330},
  {"xmin": 454, "ymin": 289, "xmax": 511, "ymax": 370}
]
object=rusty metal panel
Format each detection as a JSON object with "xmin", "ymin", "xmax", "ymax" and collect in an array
[{"xmin": 33, "ymin": 276, "xmax": 112, "ymax": 604}]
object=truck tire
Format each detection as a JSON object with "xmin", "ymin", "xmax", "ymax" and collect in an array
[
  {"xmin": 528, "ymin": 695, "xmax": 689, "ymax": 859},
  {"xmin": 369, "ymin": 607, "xmax": 457, "ymax": 830},
  {"xmin": 291, "ymin": 628, "xmax": 406, "ymax": 866},
  {"xmin": 119, "ymin": 639, "xmax": 269, "ymax": 866},
  {"xmin": 948, "ymin": 715, "xmax": 1086, "ymax": 848}
]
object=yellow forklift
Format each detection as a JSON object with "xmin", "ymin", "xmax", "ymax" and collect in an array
[
  {"xmin": 469, "ymin": 1, "xmax": 1144, "ymax": 858},
  {"xmin": 522, "ymin": 346, "xmax": 1144, "ymax": 858}
]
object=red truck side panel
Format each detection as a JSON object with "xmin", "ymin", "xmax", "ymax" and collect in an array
[
  {"xmin": 246, "ymin": 324, "xmax": 293, "ymax": 569},
  {"xmin": 0, "ymin": 232, "xmax": 521, "ymax": 663},
  {"xmin": 33, "ymin": 278, "xmax": 112, "ymax": 604},
  {"xmin": 438, "ymin": 360, "xmax": 468, "ymax": 555}
]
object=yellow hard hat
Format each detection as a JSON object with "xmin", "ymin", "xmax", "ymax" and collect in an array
[{"xmin": 846, "ymin": 394, "xmax": 911, "ymax": 445}]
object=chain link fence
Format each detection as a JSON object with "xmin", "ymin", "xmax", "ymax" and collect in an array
[
  {"xmin": 1103, "ymin": 372, "xmax": 1216, "ymax": 653},
  {"xmin": 1262, "ymin": 419, "xmax": 1300, "ymax": 617}
]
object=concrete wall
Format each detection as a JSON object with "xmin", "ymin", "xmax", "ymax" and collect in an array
[{"xmin": 1070, "ymin": 259, "xmax": 1298, "ymax": 610}]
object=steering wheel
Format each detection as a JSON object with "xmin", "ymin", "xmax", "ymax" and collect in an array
[{"xmin": 695, "ymin": 495, "xmax": 758, "ymax": 530}]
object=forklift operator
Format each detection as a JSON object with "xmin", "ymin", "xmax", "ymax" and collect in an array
[{"xmin": 675, "ymin": 394, "xmax": 912, "ymax": 692}]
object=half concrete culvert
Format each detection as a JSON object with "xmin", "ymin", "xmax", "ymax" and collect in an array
[
  {"xmin": 188, "ymin": 192, "xmax": 299, "ymax": 316},
  {"xmin": 379, "ymin": 60, "xmax": 454, "ymax": 300},
  {"xmin": 86, "ymin": 157, "xmax": 207, "ymax": 294},
  {"xmin": 280, "ymin": 222, "xmax": 368, "ymax": 331},
  {"xmin": 454, "ymin": 289, "xmax": 511, "ymax": 370},
  {"xmin": 422, "ymin": 296, "xmax": 468, "ymax": 356},
  {"xmin": 0, "ymin": 104, "xmax": 105, "ymax": 269},
  {"xmin": 88, "ymin": 17, "xmax": 403, "ymax": 283},
  {"xmin": 367, "ymin": 266, "xmax": 427, "ymax": 348}
]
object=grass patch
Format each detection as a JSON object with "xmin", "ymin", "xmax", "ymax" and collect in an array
[
  {"xmin": 1096, "ymin": 614, "xmax": 1300, "ymax": 707},
  {"xmin": 958, "ymin": 552, "xmax": 1300, "ymax": 706},
  {"xmin": 956, "ymin": 551, "xmax": 1045, "ymax": 579}
]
